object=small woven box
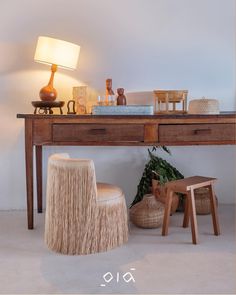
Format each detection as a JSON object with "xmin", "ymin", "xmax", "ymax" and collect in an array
[{"xmin": 188, "ymin": 97, "xmax": 219, "ymax": 114}]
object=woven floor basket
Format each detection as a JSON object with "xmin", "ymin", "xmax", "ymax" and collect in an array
[
  {"xmin": 152, "ymin": 180, "xmax": 179, "ymax": 214},
  {"xmin": 130, "ymin": 194, "xmax": 165, "ymax": 228},
  {"xmin": 195, "ymin": 187, "xmax": 218, "ymax": 215}
]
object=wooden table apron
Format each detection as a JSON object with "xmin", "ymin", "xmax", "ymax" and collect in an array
[{"xmin": 17, "ymin": 113, "xmax": 236, "ymax": 229}]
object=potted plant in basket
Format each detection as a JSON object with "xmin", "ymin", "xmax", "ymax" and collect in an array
[{"xmin": 130, "ymin": 146, "xmax": 184, "ymax": 213}]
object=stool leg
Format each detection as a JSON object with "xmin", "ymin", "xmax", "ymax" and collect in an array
[
  {"xmin": 183, "ymin": 193, "xmax": 190, "ymax": 228},
  {"xmin": 208, "ymin": 184, "xmax": 220, "ymax": 235},
  {"xmin": 162, "ymin": 188, "xmax": 173, "ymax": 236},
  {"xmin": 189, "ymin": 188, "xmax": 198, "ymax": 244}
]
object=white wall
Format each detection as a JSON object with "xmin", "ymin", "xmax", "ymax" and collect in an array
[{"xmin": 0, "ymin": 0, "xmax": 235, "ymax": 209}]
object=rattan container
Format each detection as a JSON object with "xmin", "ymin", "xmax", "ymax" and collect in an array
[
  {"xmin": 195, "ymin": 187, "xmax": 218, "ymax": 215},
  {"xmin": 188, "ymin": 97, "xmax": 219, "ymax": 114},
  {"xmin": 152, "ymin": 179, "xmax": 179, "ymax": 214},
  {"xmin": 130, "ymin": 194, "xmax": 165, "ymax": 228}
]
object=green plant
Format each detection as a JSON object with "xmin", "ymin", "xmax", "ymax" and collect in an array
[{"xmin": 130, "ymin": 146, "xmax": 184, "ymax": 208}]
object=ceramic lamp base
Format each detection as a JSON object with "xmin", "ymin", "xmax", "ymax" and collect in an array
[
  {"xmin": 39, "ymin": 85, "xmax": 57, "ymax": 101},
  {"xmin": 39, "ymin": 64, "xmax": 58, "ymax": 101}
]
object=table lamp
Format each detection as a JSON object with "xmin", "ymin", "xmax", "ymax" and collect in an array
[{"xmin": 34, "ymin": 36, "xmax": 80, "ymax": 101}]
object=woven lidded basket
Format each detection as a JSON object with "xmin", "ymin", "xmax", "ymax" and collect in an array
[
  {"xmin": 188, "ymin": 97, "xmax": 219, "ymax": 114},
  {"xmin": 152, "ymin": 179, "xmax": 179, "ymax": 214},
  {"xmin": 130, "ymin": 194, "xmax": 165, "ymax": 228},
  {"xmin": 195, "ymin": 187, "xmax": 218, "ymax": 215}
]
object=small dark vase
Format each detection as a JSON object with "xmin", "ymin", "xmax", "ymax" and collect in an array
[{"xmin": 117, "ymin": 88, "xmax": 127, "ymax": 105}]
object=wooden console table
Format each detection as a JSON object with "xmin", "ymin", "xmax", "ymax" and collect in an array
[{"xmin": 17, "ymin": 112, "xmax": 236, "ymax": 229}]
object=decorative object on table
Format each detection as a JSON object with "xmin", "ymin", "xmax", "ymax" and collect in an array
[
  {"xmin": 67, "ymin": 100, "xmax": 76, "ymax": 114},
  {"xmin": 34, "ymin": 36, "xmax": 80, "ymax": 101},
  {"xmin": 130, "ymin": 146, "xmax": 184, "ymax": 208},
  {"xmin": 129, "ymin": 194, "xmax": 165, "ymax": 228},
  {"xmin": 32, "ymin": 100, "xmax": 64, "ymax": 114},
  {"xmin": 45, "ymin": 153, "xmax": 128, "ymax": 254},
  {"xmin": 97, "ymin": 95, "xmax": 104, "ymax": 106},
  {"xmin": 33, "ymin": 36, "xmax": 80, "ymax": 113},
  {"xmin": 72, "ymin": 86, "xmax": 87, "ymax": 114},
  {"xmin": 116, "ymin": 88, "xmax": 127, "ymax": 105},
  {"xmin": 152, "ymin": 179, "xmax": 179, "ymax": 214},
  {"xmin": 153, "ymin": 90, "xmax": 188, "ymax": 114},
  {"xmin": 92, "ymin": 105, "xmax": 153, "ymax": 115},
  {"xmin": 108, "ymin": 95, "xmax": 116, "ymax": 106},
  {"xmin": 188, "ymin": 97, "xmax": 220, "ymax": 114},
  {"xmin": 105, "ymin": 78, "xmax": 114, "ymax": 105},
  {"xmin": 162, "ymin": 176, "xmax": 220, "ymax": 244},
  {"xmin": 194, "ymin": 187, "xmax": 218, "ymax": 215}
]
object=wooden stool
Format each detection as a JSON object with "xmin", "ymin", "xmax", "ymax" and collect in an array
[{"xmin": 162, "ymin": 176, "xmax": 220, "ymax": 244}]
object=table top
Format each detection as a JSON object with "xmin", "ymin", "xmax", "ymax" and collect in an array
[{"xmin": 17, "ymin": 111, "xmax": 236, "ymax": 120}]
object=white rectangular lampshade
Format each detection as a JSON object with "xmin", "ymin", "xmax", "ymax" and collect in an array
[{"xmin": 34, "ymin": 36, "xmax": 80, "ymax": 70}]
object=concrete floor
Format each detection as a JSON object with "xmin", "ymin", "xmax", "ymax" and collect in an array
[{"xmin": 0, "ymin": 204, "xmax": 235, "ymax": 294}]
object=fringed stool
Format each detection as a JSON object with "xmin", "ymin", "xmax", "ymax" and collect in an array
[
  {"xmin": 162, "ymin": 176, "xmax": 220, "ymax": 244},
  {"xmin": 45, "ymin": 154, "xmax": 128, "ymax": 255}
]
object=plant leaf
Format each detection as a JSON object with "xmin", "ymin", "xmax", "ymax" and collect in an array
[{"xmin": 130, "ymin": 147, "xmax": 184, "ymax": 208}]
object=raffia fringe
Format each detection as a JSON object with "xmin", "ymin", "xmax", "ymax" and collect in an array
[
  {"xmin": 96, "ymin": 197, "xmax": 128, "ymax": 252},
  {"xmin": 45, "ymin": 154, "xmax": 128, "ymax": 255}
]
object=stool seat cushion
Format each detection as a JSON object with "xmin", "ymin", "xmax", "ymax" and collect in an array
[{"xmin": 97, "ymin": 183, "xmax": 124, "ymax": 205}]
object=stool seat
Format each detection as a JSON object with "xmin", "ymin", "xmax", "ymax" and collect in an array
[
  {"xmin": 162, "ymin": 176, "xmax": 220, "ymax": 244},
  {"xmin": 167, "ymin": 176, "xmax": 216, "ymax": 193},
  {"xmin": 97, "ymin": 183, "xmax": 124, "ymax": 205}
]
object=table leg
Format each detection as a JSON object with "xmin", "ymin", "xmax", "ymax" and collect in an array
[
  {"xmin": 25, "ymin": 119, "xmax": 34, "ymax": 229},
  {"xmin": 36, "ymin": 145, "xmax": 43, "ymax": 213}
]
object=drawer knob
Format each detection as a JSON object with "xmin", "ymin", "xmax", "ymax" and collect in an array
[
  {"xmin": 89, "ymin": 128, "xmax": 107, "ymax": 135},
  {"xmin": 194, "ymin": 129, "xmax": 211, "ymax": 135}
]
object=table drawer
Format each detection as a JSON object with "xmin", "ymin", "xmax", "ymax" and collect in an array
[
  {"xmin": 159, "ymin": 123, "xmax": 235, "ymax": 143},
  {"xmin": 52, "ymin": 123, "xmax": 144, "ymax": 142}
]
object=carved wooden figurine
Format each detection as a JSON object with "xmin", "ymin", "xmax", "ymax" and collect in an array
[
  {"xmin": 117, "ymin": 88, "xmax": 127, "ymax": 105},
  {"xmin": 106, "ymin": 79, "xmax": 114, "ymax": 95},
  {"xmin": 105, "ymin": 79, "xmax": 114, "ymax": 105}
]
